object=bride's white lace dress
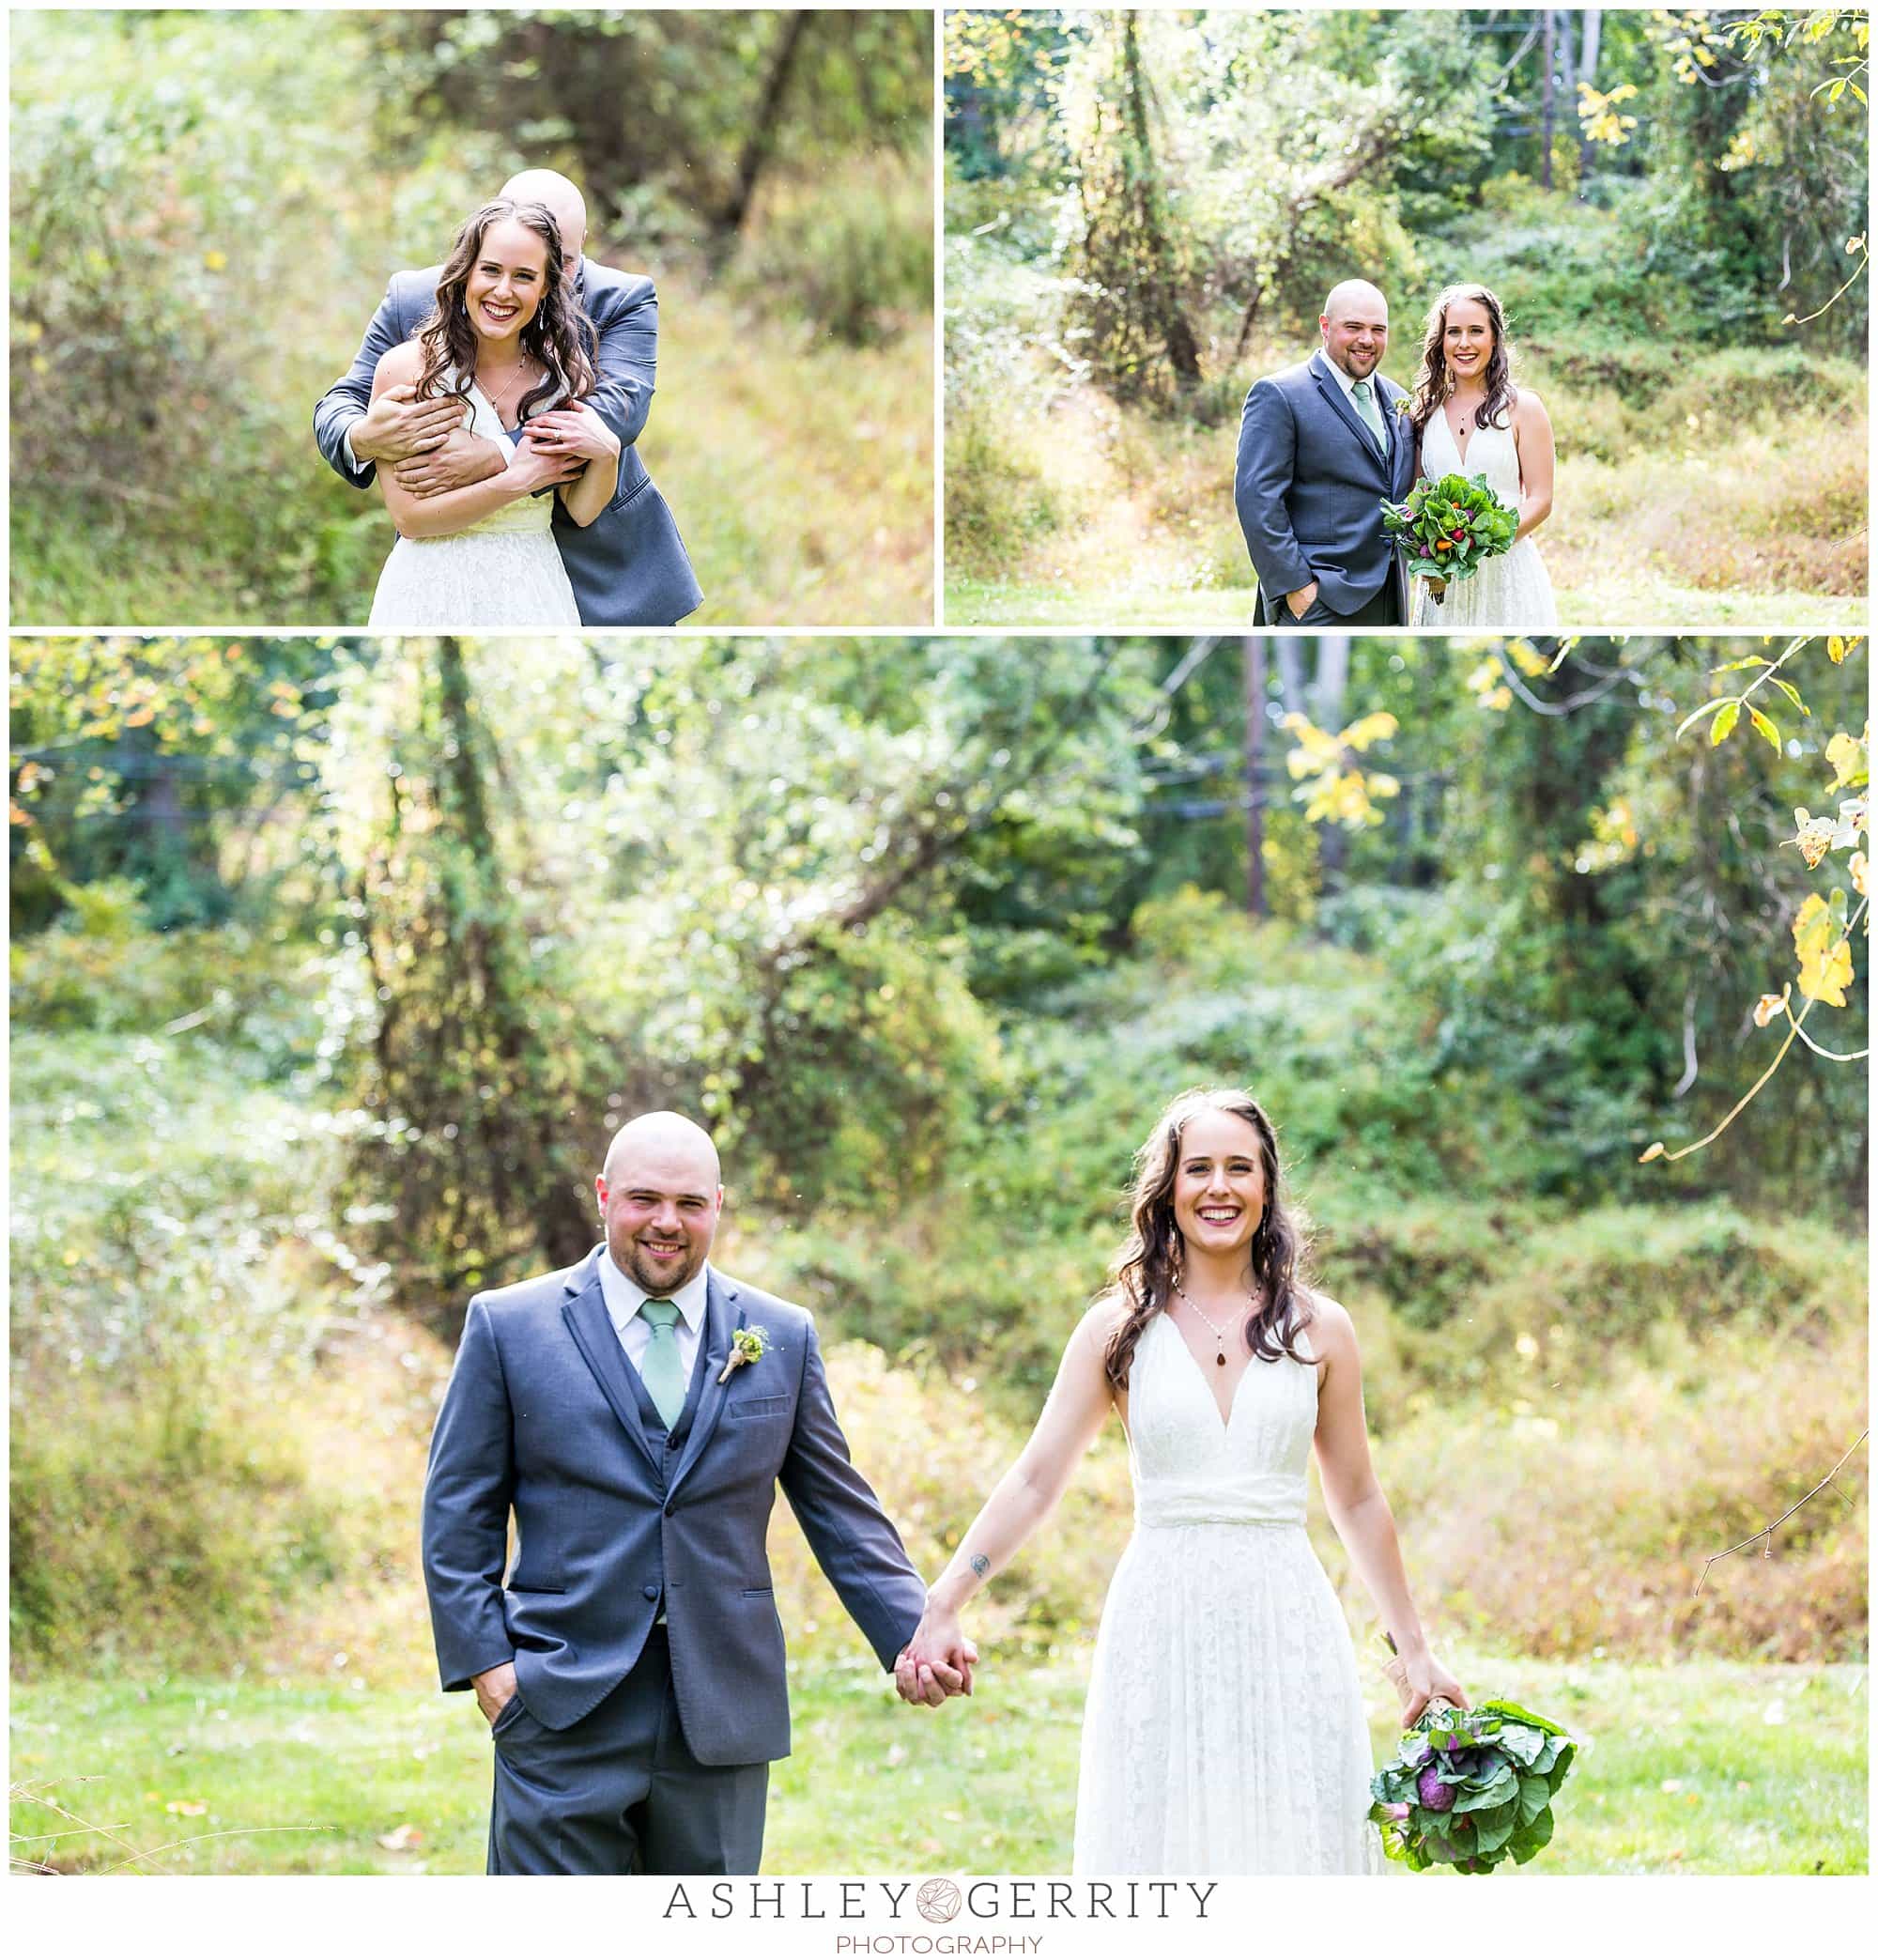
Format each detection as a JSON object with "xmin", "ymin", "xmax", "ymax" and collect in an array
[
  {"xmin": 1410, "ymin": 403, "xmax": 1558, "ymax": 630},
  {"xmin": 1072, "ymin": 1312, "xmax": 1383, "ymax": 1875},
  {"xmin": 367, "ymin": 375, "xmax": 580, "ymax": 629}
]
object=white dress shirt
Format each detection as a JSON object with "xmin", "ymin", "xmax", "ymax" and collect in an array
[{"xmin": 598, "ymin": 1248, "xmax": 710, "ymax": 1385}]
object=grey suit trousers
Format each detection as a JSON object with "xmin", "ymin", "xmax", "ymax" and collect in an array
[{"xmin": 486, "ymin": 1628, "xmax": 767, "ymax": 1875}]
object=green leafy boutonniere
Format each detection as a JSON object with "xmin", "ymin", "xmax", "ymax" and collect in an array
[{"xmin": 717, "ymin": 1324, "xmax": 771, "ymax": 1384}]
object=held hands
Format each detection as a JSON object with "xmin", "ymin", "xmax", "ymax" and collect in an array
[
  {"xmin": 521, "ymin": 403, "xmax": 621, "ymax": 470},
  {"xmin": 351, "ymin": 384, "xmax": 468, "ymax": 467},
  {"xmin": 893, "ymin": 1603, "xmax": 978, "ymax": 1708},
  {"xmin": 470, "ymin": 1659, "xmax": 519, "ymax": 1726},
  {"xmin": 511, "ymin": 426, "xmax": 591, "ymax": 493}
]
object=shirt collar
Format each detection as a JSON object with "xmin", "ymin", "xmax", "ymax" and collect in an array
[
  {"xmin": 1316, "ymin": 347, "xmax": 1364, "ymax": 399},
  {"xmin": 598, "ymin": 1247, "xmax": 711, "ymax": 1337}
]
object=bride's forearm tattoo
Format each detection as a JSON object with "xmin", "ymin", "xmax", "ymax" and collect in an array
[{"xmin": 969, "ymin": 1553, "xmax": 990, "ymax": 1580}]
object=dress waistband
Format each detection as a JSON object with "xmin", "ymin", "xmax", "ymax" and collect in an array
[{"xmin": 1134, "ymin": 1473, "xmax": 1308, "ymax": 1529}]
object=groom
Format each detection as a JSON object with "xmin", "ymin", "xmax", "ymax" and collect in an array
[
  {"xmin": 422, "ymin": 1110, "xmax": 963, "ymax": 1875},
  {"xmin": 1234, "ymin": 279, "xmax": 1413, "ymax": 627},
  {"xmin": 312, "ymin": 167, "xmax": 703, "ymax": 626}
]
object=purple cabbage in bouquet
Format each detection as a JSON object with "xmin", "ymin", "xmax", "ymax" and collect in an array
[{"xmin": 1370, "ymin": 1697, "xmax": 1578, "ymax": 1874}]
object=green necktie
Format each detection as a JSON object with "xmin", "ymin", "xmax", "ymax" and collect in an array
[
  {"xmin": 639, "ymin": 1298, "xmax": 686, "ymax": 1431},
  {"xmin": 1351, "ymin": 378, "xmax": 1388, "ymax": 455}
]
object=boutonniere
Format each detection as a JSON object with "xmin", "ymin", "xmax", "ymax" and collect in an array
[{"xmin": 717, "ymin": 1324, "xmax": 771, "ymax": 1384}]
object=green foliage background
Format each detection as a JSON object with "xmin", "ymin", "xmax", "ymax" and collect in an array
[
  {"xmin": 943, "ymin": 8, "xmax": 1870, "ymax": 625},
  {"xmin": 9, "ymin": 8, "xmax": 935, "ymax": 626}
]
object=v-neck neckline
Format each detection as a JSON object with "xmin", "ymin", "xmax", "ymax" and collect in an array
[{"xmin": 1160, "ymin": 1311, "xmax": 1253, "ymax": 1434}]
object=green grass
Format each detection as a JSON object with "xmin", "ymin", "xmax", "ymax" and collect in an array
[
  {"xmin": 11, "ymin": 1652, "xmax": 1864, "ymax": 1874},
  {"xmin": 942, "ymin": 576, "xmax": 1868, "ymax": 632}
]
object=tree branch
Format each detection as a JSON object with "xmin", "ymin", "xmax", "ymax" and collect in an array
[{"xmin": 1693, "ymin": 1429, "xmax": 1870, "ymax": 1595}]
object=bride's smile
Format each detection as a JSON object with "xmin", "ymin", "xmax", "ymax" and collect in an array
[
  {"xmin": 466, "ymin": 220, "xmax": 550, "ymax": 343},
  {"xmin": 1170, "ymin": 1107, "xmax": 1268, "ymax": 1264}
]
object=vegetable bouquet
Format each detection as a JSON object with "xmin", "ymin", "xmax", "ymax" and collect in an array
[
  {"xmin": 1380, "ymin": 472, "xmax": 1519, "ymax": 585},
  {"xmin": 1369, "ymin": 1696, "xmax": 1578, "ymax": 1873}
]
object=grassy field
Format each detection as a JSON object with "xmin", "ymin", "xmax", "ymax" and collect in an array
[
  {"xmin": 942, "ymin": 577, "xmax": 1868, "ymax": 632},
  {"xmin": 942, "ymin": 334, "xmax": 1869, "ymax": 632},
  {"xmin": 9, "ymin": 278, "xmax": 933, "ymax": 630},
  {"xmin": 10, "ymin": 1652, "xmax": 1865, "ymax": 1875}
]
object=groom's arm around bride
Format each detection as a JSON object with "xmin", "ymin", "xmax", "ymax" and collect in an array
[{"xmin": 313, "ymin": 167, "xmax": 702, "ymax": 626}]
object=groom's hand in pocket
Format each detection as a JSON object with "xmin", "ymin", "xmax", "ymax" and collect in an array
[
  {"xmin": 471, "ymin": 1659, "xmax": 519, "ymax": 1726},
  {"xmin": 1285, "ymin": 579, "xmax": 1320, "ymax": 621}
]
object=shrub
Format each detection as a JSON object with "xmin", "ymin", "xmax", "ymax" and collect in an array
[
  {"xmin": 732, "ymin": 154, "xmax": 933, "ymax": 347},
  {"xmin": 11, "ymin": 1378, "xmax": 342, "ymax": 1672}
]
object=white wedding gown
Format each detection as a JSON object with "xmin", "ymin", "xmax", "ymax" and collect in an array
[
  {"xmin": 367, "ymin": 376, "xmax": 580, "ymax": 629},
  {"xmin": 1410, "ymin": 406, "xmax": 1559, "ymax": 631},
  {"xmin": 1072, "ymin": 1313, "xmax": 1382, "ymax": 1875}
]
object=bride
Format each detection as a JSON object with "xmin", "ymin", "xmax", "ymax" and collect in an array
[
  {"xmin": 896, "ymin": 1088, "xmax": 1467, "ymax": 1875},
  {"xmin": 1408, "ymin": 284, "xmax": 1559, "ymax": 631},
  {"xmin": 366, "ymin": 198, "xmax": 617, "ymax": 628}
]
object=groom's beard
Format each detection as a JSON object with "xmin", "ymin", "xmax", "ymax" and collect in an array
[{"xmin": 614, "ymin": 1234, "xmax": 708, "ymax": 1294}]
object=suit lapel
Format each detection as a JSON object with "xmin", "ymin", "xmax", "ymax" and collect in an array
[
  {"xmin": 561, "ymin": 1250, "xmax": 659, "ymax": 1472},
  {"xmin": 667, "ymin": 1269, "xmax": 742, "ymax": 1502},
  {"xmin": 1311, "ymin": 353, "xmax": 1390, "ymax": 482}
]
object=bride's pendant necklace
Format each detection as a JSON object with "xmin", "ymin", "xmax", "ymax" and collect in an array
[
  {"xmin": 1171, "ymin": 1276, "xmax": 1242, "ymax": 1366},
  {"xmin": 480, "ymin": 358, "xmax": 537, "ymax": 427}
]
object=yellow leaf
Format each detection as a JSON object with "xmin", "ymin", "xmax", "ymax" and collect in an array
[
  {"xmin": 1710, "ymin": 700, "xmax": 1741, "ymax": 745},
  {"xmin": 1793, "ymin": 892, "xmax": 1854, "ymax": 1006},
  {"xmin": 1752, "ymin": 988, "xmax": 1790, "ymax": 1028},
  {"xmin": 1826, "ymin": 636, "xmax": 1849, "ymax": 663},
  {"xmin": 1825, "ymin": 725, "xmax": 1868, "ymax": 790},
  {"xmin": 1791, "ymin": 807, "xmax": 1836, "ymax": 868},
  {"xmin": 203, "ymin": 250, "xmax": 227, "ymax": 270},
  {"xmin": 1340, "ymin": 711, "xmax": 1399, "ymax": 752},
  {"xmin": 1852, "ymin": 851, "xmax": 1869, "ymax": 900}
]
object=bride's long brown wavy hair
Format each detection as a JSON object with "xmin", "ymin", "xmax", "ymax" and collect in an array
[
  {"xmin": 1101, "ymin": 1088, "xmax": 1313, "ymax": 1394},
  {"xmin": 411, "ymin": 199, "xmax": 596, "ymax": 424},
  {"xmin": 1407, "ymin": 283, "xmax": 1516, "ymax": 438}
]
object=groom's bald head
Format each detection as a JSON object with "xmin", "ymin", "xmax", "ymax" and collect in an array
[
  {"xmin": 500, "ymin": 168, "xmax": 586, "ymax": 271},
  {"xmin": 596, "ymin": 1111, "xmax": 724, "ymax": 1294},
  {"xmin": 1319, "ymin": 280, "xmax": 1389, "ymax": 380}
]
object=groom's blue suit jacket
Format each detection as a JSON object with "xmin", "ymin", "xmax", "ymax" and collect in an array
[
  {"xmin": 314, "ymin": 257, "xmax": 703, "ymax": 627},
  {"xmin": 422, "ymin": 1250, "xmax": 926, "ymax": 1767},
  {"xmin": 1235, "ymin": 350, "xmax": 1414, "ymax": 617}
]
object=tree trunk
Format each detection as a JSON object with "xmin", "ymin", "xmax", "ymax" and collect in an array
[
  {"xmin": 1578, "ymin": 9, "xmax": 1604, "ymax": 183},
  {"xmin": 1275, "ymin": 646, "xmax": 1307, "ymax": 720},
  {"xmin": 1311, "ymin": 636, "xmax": 1350, "ymax": 731},
  {"xmin": 433, "ymin": 640, "xmax": 594, "ymax": 1269},
  {"xmin": 1540, "ymin": 10, "xmax": 1557, "ymax": 191},
  {"xmin": 720, "ymin": 10, "xmax": 813, "ymax": 239},
  {"xmin": 1241, "ymin": 636, "xmax": 1267, "ymax": 918},
  {"xmin": 1119, "ymin": 12, "xmax": 1202, "ymax": 389},
  {"xmin": 1312, "ymin": 636, "xmax": 1351, "ymax": 885}
]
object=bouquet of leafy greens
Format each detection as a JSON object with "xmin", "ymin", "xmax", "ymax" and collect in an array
[
  {"xmin": 1380, "ymin": 471, "xmax": 1519, "ymax": 585},
  {"xmin": 1369, "ymin": 1696, "xmax": 1578, "ymax": 1873}
]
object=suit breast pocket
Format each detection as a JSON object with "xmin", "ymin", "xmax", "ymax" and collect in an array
[{"xmin": 727, "ymin": 1396, "xmax": 790, "ymax": 1422}]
